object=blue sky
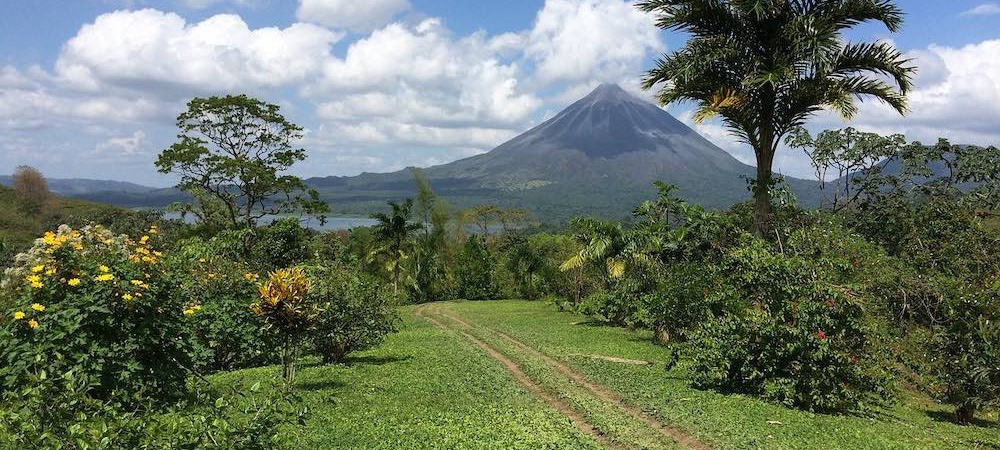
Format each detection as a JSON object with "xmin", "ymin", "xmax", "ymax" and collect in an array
[{"xmin": 1, "ymin": 0, "xmax": 999, "ymax": 186}]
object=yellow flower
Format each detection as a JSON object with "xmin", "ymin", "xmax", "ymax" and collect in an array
[
  {"xmin": 30, "ymin": 303, "xmax": 45, "ymax": 312},
  {"xmin": 31, "ymin": 265, "xmax": 44, "ymax": 273},
  {"xmin": 28, "ymin": 319, "xmax": 38, "ymax": 329},
  {"xmin": 148, "ymin": 225, "xmax": 159, "ymax": 235},
  {"xmin": 73, "ymin": 243, "xmax": 84, "ymax": 251},
  {"xmin": 98, "ymin": 265, "xmax": 110, "ymax": 273},
  {"xmin": 122, "ymin": 293, "xmax": 133, "ymax": 301},
  {"xmin": 95, "ymin": 273, "xmax": 115, "ymax": 282},
  {"xmin": 45, "ymin": 267, "xmax": 56, "ymax": 276},
  {"xmin": 139, "ymin": 235, "xmax": 150, "ymax": 245},
  {"xmin": 244, "ymin": 272, "xmax": 260, "ymax": 282},
  {"xmin": 68, "ymin": 278, "xmax": 81, "ymax": 286},
  {"xmin": 182, "ymin": 309, "xmax": 195, "ymax": 316},
  {"xmin": 13, "ymin": 311, "xmax": 25, "ymax": 320},
  {"xmin": 26, "ymin": 275, "xmax": 44, "ymax": 289}
]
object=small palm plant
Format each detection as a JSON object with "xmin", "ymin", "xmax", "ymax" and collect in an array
[
  {"xmin": 369, "ymin": 199, "xmax": 422, "ymax": 296},
  {"xmin": 251, "ymin": 267, "xmax": 317, "ymax": 382}
]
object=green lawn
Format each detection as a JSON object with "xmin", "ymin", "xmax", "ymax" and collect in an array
[
  {"xmin": 213, "ymin": 300, "xmax": 999, "ymax": 449},
  {"xmin": 210, "ymin": 310, "xmax": 601, "ymax": 449}
]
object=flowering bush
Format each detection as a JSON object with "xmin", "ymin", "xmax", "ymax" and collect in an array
[
  {"xmin": 0, "ymin": 224, "xmax": 192, "ymax": 402},
  {"xmin": 688, "ymin": 236, "xmax": 895, "ymax": 413}
]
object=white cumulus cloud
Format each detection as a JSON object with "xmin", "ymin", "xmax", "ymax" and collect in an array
[
  {"xmin": 55, "ymin": 9, "xmax": 342, "ymax": 95},
  {"xmin": 91, "ymin": 130, "xmax": 149, "ymax": 158},
  {"xmin": 525, "ymin": 0, "xmax": 663, "ymax": 85},
  {"xmin": 308, "ymin": 18, "xmax": 540, "ymax": 150},
  {"xmin": 961, "ymin": 3, "xmax": 1000, "ymax": 16},
  {"xmin": 824, "ymin": 40, "xmax": 1000, "ymax": 147},
  {"xmin": 296, "ymin": 0, "xmax": 410, "ymax": 32}
]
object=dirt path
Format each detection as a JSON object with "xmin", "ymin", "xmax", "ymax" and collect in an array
[
  {"xmin": 433, "ymin": 306, "xmax": 711, "ymax": 450},
  {"xmin": 413, "ymin": 305, "xmax": 623, "ymax": 450}
]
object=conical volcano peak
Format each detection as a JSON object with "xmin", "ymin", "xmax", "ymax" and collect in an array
[
  {"xmin": 582, "ymin": 83, "xmax": 642, "ymax": 104},
  {"xmin": 519, "ymin": 82, "xmax": 702, "ymax": 158}
]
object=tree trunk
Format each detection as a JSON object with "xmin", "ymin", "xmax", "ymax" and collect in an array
[
  {"xmin": 392, "ymin": 266, "xmax": 399, "ymax": 297},
  {"xmin": 955, "ymin": 403, "xmax": 976, "ymax": 425},
  {"xmin": 654, "ymin": 323, "xmax": 671, "ymax": 345},
  {"xmin": 752, "ymin": 146, "xmax": 775, "ymax": 238}
]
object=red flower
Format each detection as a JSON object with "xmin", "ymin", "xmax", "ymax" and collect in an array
[
  {"xmin": 816, "ymin": 331, "xmax": 827, "ymax": 340},
  {"xmin": 825, "ymin": 299, "xmax": 836, "ymax": 307}
]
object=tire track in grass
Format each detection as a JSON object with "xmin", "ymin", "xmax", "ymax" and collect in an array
[
  {"xmin": 436, "ymin": 306, "xmax": 711, "ymax": 450},
  {"xmin": 413, "ymin": 304, "xmax": 622, "ymax": 450}
]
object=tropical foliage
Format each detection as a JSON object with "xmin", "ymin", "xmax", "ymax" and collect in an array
[{"xmin": 639, "ymin": 0, "xmax": 914, "ymax": 235}]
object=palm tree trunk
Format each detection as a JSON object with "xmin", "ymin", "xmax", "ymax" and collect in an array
[{"xmin": 752, "ymin": 145, "xmax": 775, "ymax": 238}]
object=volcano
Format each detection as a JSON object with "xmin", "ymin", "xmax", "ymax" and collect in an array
[{"xmin": 310, "ymin": 84, "xmax": 818, "ymax": 220}]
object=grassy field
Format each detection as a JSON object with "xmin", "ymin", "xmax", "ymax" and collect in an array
[{"xmin": 213, "ymin": 300, "xmax": 999, "ymax": 449}]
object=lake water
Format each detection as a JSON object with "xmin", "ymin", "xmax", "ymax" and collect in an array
[{"xmin": 161, "ymin": 212, "xmax": 378, "ymax": 231}]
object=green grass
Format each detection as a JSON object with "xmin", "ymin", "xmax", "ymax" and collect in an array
[
  {"xmin": 449, "ymin": 300, "xmax": 1000, "ymax": 450},
  {"xmin": 210, "ymin": 311, "xmax": 601, "ymax": 449},
  {"xmin": 210, "ymin": 300, "xmax": 999, "ymax": 449}
]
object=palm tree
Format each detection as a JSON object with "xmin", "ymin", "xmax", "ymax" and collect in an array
[
  {"xmin": 638, "ymin": 0, "xmax": 915, "ymax": 236},
  {"xmin": 369, "ymin": 199, "xmax": 422, "ymax": 296}
]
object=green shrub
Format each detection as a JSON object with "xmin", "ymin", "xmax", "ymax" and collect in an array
[
  {"xmin": 168, "ymin": 238, "xmax": 275, "ymax": 372},
  {"xmin": 932, "ymin": 292, "xmax": 1000, "ymax": 424},
  {"xmin": 645, "ymin": 262, "xmax": 727, "ymax": 343},
  {"xmin": 309, "ymin": 230, "xmax": 352, "ymax": 264},
  {"xmin": 455, "ymin": 236, "xmax": 500, "ymax": 300},
  {"xmin": 0, "ymin": 370, "xmax": 146, "ymax": 449},
  {"xmin": 252, "ymin": 218, "xmax": 312, "ymax": 270},
  {"xmin": 0, "ymin": 371, "xmax": 306, "ymax": 450},
  {"xmin": 139, "ymin": 383, "xmax": 307, "ymax": 449},
  {"xmin": 0, "ymin": 225, "xmax": 192, "ymax": 403},
  {"xmin": 306, "ymin": 264, "xmax": 400, "ymax": 364},
  {"xmin": 689, "ymin": 236, "xmax": 895, "ymax": 413}
]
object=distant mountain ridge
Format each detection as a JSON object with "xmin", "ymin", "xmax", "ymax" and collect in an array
[
  {"xmin": 0, "ymin": 176, "xmax": 157, "ymax": 196},
  {"xmin": 9, "ymin": 84, "xmax": 823, "ymax": 221}
]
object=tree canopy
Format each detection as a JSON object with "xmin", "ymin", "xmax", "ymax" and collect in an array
[{"xmin": 156, "ymin": 95, "xmax": 328, "ymax": 230}]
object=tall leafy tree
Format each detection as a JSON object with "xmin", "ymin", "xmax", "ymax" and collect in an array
[
  {"xmin": 369, "ymin": 199, "xmax": 422, "ymax": 296},
  {"xmin": 638, "ymin": 0, "xmax": 914, "ymax": 235},
  {"xmin": 410, "ymin": 169, "xmax": 451, "ymax": 302},
  {"xmin": 156, "ymin": 95, "xmax": 328, "ymax": 231},
  {"xmin": 786, "ymin": 127, "xmax": 906, "ymax": 211}
]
